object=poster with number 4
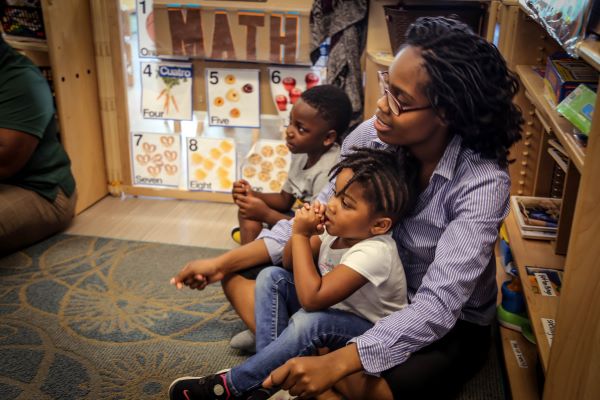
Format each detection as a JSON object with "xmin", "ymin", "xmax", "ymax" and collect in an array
[
  {"xmin": 206, "ymin": 68, "xmax": 260, "ymax": 128},
  {"xmin": 187, "ymin": 137, "xmax": 236, "ymax": 192},
  {"xmin": 141, "ymin": 61, "xmax": 193, "ymax": 120},
  {"xmin": 136, "ymin": 0, "xmax": 157, "ymax": 57},
  {"xmin": 268, "ymin": 67, "xmax": 326, "ymax": 125},
  {"xmin": 131, "ymin": 132, "xmax": 181, "ymax": 187}
]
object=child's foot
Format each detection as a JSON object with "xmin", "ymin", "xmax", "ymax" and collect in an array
[
  {"xmin": 169, "ymin": 373, "xmax": 234, "ymax": 400},
  {"xmin": 229, "ymin": 329, "xmax": 256, "ymax": 353},
  {"xmin": 231, "ymin": 227, "xmax": 241, "ymax": 245}
]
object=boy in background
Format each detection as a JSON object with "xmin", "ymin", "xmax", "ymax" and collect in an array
[{"xmin": 231, "ymin": 84, "xmax": 351, "ymax": 245}]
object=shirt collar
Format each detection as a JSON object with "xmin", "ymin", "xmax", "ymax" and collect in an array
[{"xmin": 431, "ymin": 134, "xmax": 462, "ymax": 181}]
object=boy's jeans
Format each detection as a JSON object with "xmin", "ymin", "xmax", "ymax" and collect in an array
[{"xmin": 226, "ymin": 267, "xmax": 373, "ymax": 396}]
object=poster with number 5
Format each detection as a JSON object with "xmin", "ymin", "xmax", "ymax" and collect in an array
[
  {"xmin": 136, "ymin": 0, "xmax": 157, "ymax": 57},
  {"xmin": 141, "ymin": 61, "xmax": 193, "ymax": 120},
  {"xmin": 268, "ymin": 67, "xmax": 326, "ymax": 125},
  {"xmin": 206, "ymin": 68, "xmax": 260, "ymax": 128}
]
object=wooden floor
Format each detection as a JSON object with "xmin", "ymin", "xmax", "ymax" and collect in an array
[{"xmin": 66, "ymin": 195, "xmax": 239, "ymax": 250}]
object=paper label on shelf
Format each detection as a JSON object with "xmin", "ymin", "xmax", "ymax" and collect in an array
[
  {"xmin": 137, "ymin": 0, "xmax": 157, "ymax": 57},
  {"xmin": 509, "ymin": 340, "xmax": 528, "ymax": 368},
  {"xmin": 535, "ymin": 272, "xmax": 557, "ymax": 296},
  {"xmin": 205, "ymin": 68, "xmax": 260, "ymax": 128},
  {"xmin": 141, "ymin": 61, "xmax": 193, "ymax": 120},
  {"xmin": 187, "ymin": 137, "xmax": 236, "ymax": 192},
  {"xmin": 541, "ymin": 318, "xmax": 556, "ymax": 347},
  {"xmin": 239, "ymin": 139, "xmax": 291, "ymax": 194},
  {"xmin": 268, "ymin": 67, "xmax": 326, "ymax": 125},
  {"xmin": 131, "ymin": 132, "xmax": 181, "ymax": 187}
]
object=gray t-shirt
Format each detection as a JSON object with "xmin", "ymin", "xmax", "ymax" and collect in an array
[{"xmin": 282, "ymin": 144, "xmax": 340, "ymax": 203}]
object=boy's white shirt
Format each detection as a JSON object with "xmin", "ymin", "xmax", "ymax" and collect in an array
[{"xmin": 317, "ymin": 230, "xmax": 408, "ymax": 323}]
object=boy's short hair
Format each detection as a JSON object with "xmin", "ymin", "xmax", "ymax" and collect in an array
[
  {"xmin": 300, "ymin": 84, "xmax": 352, "ymax": 141},
  {"xmin": 329, "ymin": 147, "xmax": 417, "ymax": 224}
]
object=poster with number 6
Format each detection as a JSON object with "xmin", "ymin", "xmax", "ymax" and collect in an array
[
  {"xmin": 206, "ymin": 68, "xmax": 260, "ymax": 128},
  {"xmin": 131, "ymin": 132, "xmax": 181, "ymax": 187},
  {"xmin": 141, "ymin": 61, "xmax": 193, "ymax": 120},
  {"xmin": 136, "ymin": 0, "xmax": 157, "ymax": 57},
  {"xmin": 268, "ymin": 67, "xmax": 326, "ymax": 125},
  {"xmin": 187, "ymin": 137, "xmax": 236, "ymax": 192}
]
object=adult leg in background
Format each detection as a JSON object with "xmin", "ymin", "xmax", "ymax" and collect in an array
[
  {"xmin": 0, "ymin": 185, "xmax": 77, "ymax": 256},
  {"xmin": 333, "ymin": 320, "xmax": 491, "ymax": 400},
  {"xmin": 254, "ymin": 266, "xmax": 301, "ymax": 352}
]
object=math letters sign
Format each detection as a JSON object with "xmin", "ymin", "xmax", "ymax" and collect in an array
[{"xmin": 153, "ymin": 1, "xmax": 311, "ymax": 65}]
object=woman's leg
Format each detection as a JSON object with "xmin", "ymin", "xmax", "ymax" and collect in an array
[
  {"xmin": 334, "ymin": 320, "xmax": 491, "ymax": 400},
  {"xmin": 254, "ymin": 267, "xmax": 301, "ymax": 352},
  {"xmin": 226, "ymin": 309, "xmax": 373, "ymax": 397}
]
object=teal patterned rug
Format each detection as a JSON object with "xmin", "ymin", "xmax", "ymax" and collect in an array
[
  {"xmin": 0, "ymin": 234, "xmax": 505, "ymax": 399},
  {"xmin": 0, "ymin": 234, "xmax": 248, "ymax": 399}
]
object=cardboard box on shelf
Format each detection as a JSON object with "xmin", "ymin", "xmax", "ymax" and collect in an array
[{"xmin": 544, "ymin": 53, "xmax": 598, "ymax": 105}]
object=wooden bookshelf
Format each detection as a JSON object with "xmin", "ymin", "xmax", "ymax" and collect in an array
[
  {"xmin": 515, "ymin": 65, "xmax": 586, "ymax": 172},
  {"xmin": 576, "ymin": 38, "xmax": 600, "ymax": 72},
  {"xmin": 496, "ymin": 257, "xmax": 541, "ymax": 400},
  {"xmin": 3, "ymin": 37, "xmax": 48, "ymax": 52},
  {"xmin": 504, "ymin": 210, "xmax": 564, "ymax": 373}
]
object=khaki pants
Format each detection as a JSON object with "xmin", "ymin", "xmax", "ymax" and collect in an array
[{"xmin": 0, "ymin": 184, "xmax": 77, "ymax": 256}]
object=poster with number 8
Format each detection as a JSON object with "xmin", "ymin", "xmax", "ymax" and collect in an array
[
  {"xmin": 141, "ymin": 61, "xmax": 193, "ymax": 120},
  {"xmin": 187, "ymin": 137, "xmax": 236, "ymax": 192},
  {"xmin": 206, "ymin": 68, "xmax": 260, "ymax": 128},
  {"xmin": 268, "ymin": 67, "xmax": 326, "ymax": 125},
  {"xmin": 131, "ymin": 132, "xmax": 181, "ymax": 187}
]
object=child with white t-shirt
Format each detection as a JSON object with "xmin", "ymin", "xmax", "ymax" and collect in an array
[{"xmin": 169, "ymin": 148, "xmax": 415, "ymax": 400}]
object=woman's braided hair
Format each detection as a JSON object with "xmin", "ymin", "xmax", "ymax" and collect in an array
[
  {"xmin": 329, "ymin": 147, "xmax": 417, "ymax": 223},
  {"xmin": 405, "ymin": 17, "xmax": 523, "ymax": 167}
]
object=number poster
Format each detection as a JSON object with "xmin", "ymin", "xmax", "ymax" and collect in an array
[
  {"xmin": 205, "ymin": 68, "xmax": 260, "ymax": 128},
  {"xmin": 141, "ymin": 61, "xmax": 193, "ymax": 120},
  {"xmin": 136, "ymin": 0, "xmax": 157, "ymax": 57},
  {"xmin": 240, "ymin": 139, "xmax": 291, "ymax": 193},
  {"xmin": 187, "ymin": 137, "xmax": 236, "ymax": 192},
  {"xmin": 131, "ymin": 132, "xmax": 181, "ymax": 187},
  {"xmin": 268, "ymin": 67, "xmax": 326, "ymax": 124}
]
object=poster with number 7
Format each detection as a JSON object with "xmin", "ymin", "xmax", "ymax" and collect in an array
[
  {"xmin": 131, "ymin": 132, "xmax": 181, "ymax": 187},
  {"xmin": 206, "ymin": 68, "xmax": 260, "ymax": 128},
  {"xmin": 141, "ymin": 61, "xmax": 193, "ymax": 120}
]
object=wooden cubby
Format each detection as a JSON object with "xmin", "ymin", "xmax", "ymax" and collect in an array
[
  {"xmin": 493, "ymin": 1, "xmax": 600, "ymax": 399},
  {"xmin": 3, "ymin": 0, "xmax": 108, "ymax": 214}
]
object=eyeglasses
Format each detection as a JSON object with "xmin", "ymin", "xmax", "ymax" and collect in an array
[{"xmin": 377, "ymin": 71, "xmax": 432, "ymax": 116}]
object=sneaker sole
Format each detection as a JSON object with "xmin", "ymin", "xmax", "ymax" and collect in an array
[{"xmin": 168, "ymin": 369, "xmax": 231, "ymax": 398}]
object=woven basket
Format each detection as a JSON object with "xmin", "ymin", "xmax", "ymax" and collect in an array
[{"xmin": 384, "ymin": 1, "xmax": 487, "ymax": 55}]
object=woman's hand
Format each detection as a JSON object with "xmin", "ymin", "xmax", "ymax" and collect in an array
[{"xmin": 263, "ymin": 344, "xmax": 363, "ymax": 398}]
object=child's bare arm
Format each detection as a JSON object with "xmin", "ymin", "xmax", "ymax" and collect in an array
[
  {"xmin": 283, "ymin": 233, "xmax": 320, "ymax": 271},
  {"xmin": 253, "ymin": 190, "xmax": 296, "ymax": 213}
]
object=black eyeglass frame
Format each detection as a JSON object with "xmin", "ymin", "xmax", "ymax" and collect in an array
[{"xmin": 377, "ymin": 71, "xmax": 432, "ymax": 116}]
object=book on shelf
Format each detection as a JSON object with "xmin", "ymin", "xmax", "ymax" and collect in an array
[
  {"xmin": 511, "ymin": 196, "xmax": 561, "ymax": 240},
  {"xmin": 526, "ymin": 266, "xmax": 563, "ymax": 296}
]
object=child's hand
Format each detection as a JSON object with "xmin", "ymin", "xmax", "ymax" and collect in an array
[
  {"xmin": 293, "ymin": 203, "xmax": 324, "ymax": 237},
  {"xmin": 232, "ymin": 179, "xmax": 251, "ymax": 201},
  {"xmin": 170, "ymin": 258, "xmax": 225, "ymax": 290},
  {"xmin": 236, "ymin": 195, "xmax": 269, "ymax": 220}
]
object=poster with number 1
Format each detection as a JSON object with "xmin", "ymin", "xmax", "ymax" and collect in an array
[
  {"xmin": 136, "ymin": 0, "xmax": 157, "ymax": 57},
  {"xmin": 141, "ymin": 61, "xmax": 193, "ymax": 120},
  {"xmin": 206, "ymin": 68, "xmax": 260, "ymax": 128}
]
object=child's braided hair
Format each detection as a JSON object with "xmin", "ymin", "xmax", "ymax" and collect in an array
[{"xmin": 329, "ymin": 147, "xmax": 417, "ymax": 223}]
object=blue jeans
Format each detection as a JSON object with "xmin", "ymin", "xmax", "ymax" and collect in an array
[{"xmin": 226, "ymin": 267, "xmax": 374, "ymax": 396}]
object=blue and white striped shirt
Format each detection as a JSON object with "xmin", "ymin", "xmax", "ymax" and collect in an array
[{"xmin": 258, "ymin": 117, "xmax": 511, "ymax": 373}]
